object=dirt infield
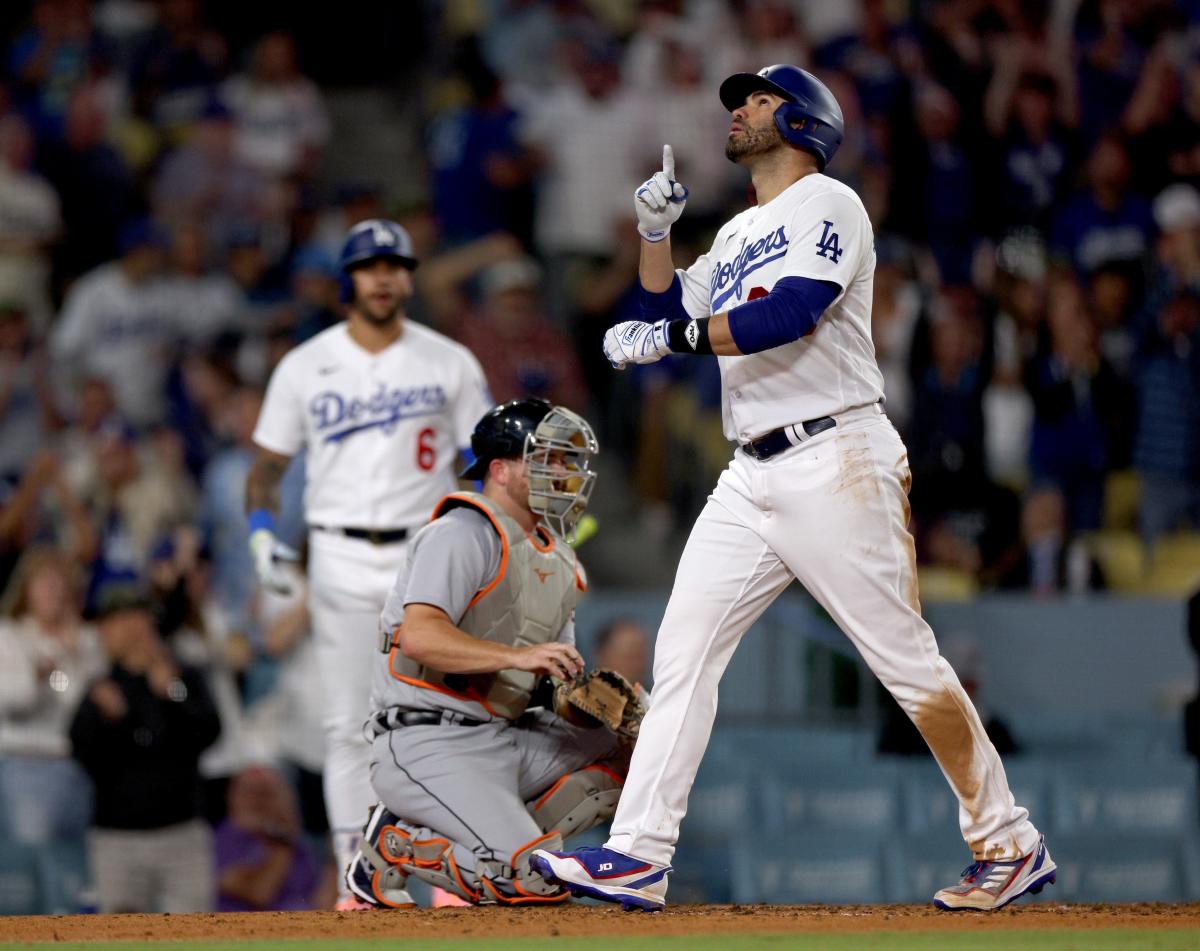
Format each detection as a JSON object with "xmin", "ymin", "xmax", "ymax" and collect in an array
[{"xmin": 4, "ymin": 904, "xmax": 1199, "ymax": 942}]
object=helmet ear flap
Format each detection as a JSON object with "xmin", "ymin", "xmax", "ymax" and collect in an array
[{"xmin": 773, "ymin": 102, "xmax": 822, "ymax": 168}]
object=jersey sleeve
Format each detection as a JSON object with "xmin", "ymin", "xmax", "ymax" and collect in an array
[
  {"xmin": 252, "ymin": 354, "xmax": 306, "ymax": 456},
  {"xmin": 677, "ymin": 252, "xmax": 714, "ymax": 320},
  {"xmin": 402, "ymin": 508, "xmax": 502, "ymax": 623},
  {"xmin": 780, "ymin": 191, "xmax": 871, "ymax": 296},
  {"xmin": 452, "ymin": 350, "xmax": 494, "ymax": 450}
]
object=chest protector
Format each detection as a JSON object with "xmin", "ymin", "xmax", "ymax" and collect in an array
[{"xmin": 390, "ymin": 492, "xmax": 580, "ymax": 720}]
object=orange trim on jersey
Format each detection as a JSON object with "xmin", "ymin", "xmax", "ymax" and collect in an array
[
  {"xmin": 433, "ymin": 494, "xmax": 510, "ymax": 611},
  {"xmin": 528, "ymin": 526, "xmax": 555, "ymax": 553},
  {"xmin": 384, "ymin": 656, "xmax": 498, "ymax": 717}
]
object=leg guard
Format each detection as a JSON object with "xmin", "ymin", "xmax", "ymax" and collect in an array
[
  {"xmin": 358, "ymin": 808, "xmax": 482, "ymax": 904},
  {"xmin": 345, "ymin": 803, "xmax": 417, "ymax": 909},
  {"xmin": 476, "ymin": 831, "xmax": 570, "ymax": 905},
  {"xmin": 527, "ymin": 764, "xmax": 624, "ymax": 839}
]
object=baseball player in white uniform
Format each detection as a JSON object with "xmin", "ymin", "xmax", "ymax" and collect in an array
[
  {"xmin": 246, "ymin": 219, "xmax": 491, "ymax": 908},
  {"xmin": 532, "ymin": 66, "xmax": 1056, "ymax": 912}
]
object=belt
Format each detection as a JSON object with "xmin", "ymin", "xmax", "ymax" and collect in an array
[
  {"xmin": 366, "ymin": 707, "xmax": 488, "ymax": 737},
  {"xmin": 741, "ymin": 416, "xmax": 837, "ymax": 461},
  {"xmin": 740, "ymin": 401, "xmax": 884, "ymax": 462},
  {"xmin": 311, "ymin": 525, "xmax": 409, "ymax": 545}
]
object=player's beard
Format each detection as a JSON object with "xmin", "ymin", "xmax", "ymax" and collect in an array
[
  {"xmin": 355, "ymin": 293, "xmax": 405, "ymax": 325},
  {"xmin": 725, "ymin": 119, "xmax": 786, "ymax": 163}
]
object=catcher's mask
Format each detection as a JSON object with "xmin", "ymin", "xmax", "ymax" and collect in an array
[
  {"xmin": 524, "ymin": 405, "xmax": 598, "ymax": 539},
  {"xmin": 461, "ymin": 399, "xmax": 599, "ymax": 539}
]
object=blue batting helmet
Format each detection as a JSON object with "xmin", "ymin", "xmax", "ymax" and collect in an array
[
  {"xmin": 718, "ymin": 64, "xmax": 844, "ymax": 171},
  {"xmin": 338, "ymin": 219, "xmax": 418, "ymax": 303}
]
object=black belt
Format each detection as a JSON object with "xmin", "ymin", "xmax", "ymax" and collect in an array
[
  {"xmin": 311, "ymin": 525, "xmax": 409, "ymax": 545},
  {"xmin": 368, "ymin": 708, "xmax": 488, "ymax": 735},
  {"xmin": 742, "ymin": 415, "xmax": 837, "ymax": 461}
]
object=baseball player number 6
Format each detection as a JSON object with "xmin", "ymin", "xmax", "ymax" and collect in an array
[{"xmin": 416, "ymin": 428, "xmax": 436, "ymax": 471}]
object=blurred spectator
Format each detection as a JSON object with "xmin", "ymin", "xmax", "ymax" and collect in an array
[
  {"xmin": 37, "ymin": 82, "xmax": 135, "ymax": 285},
  {"xmin": 150, "ymin": 528, "xmax": 252, "ymax": 823},
  {"xmin": 1002, "ymin": 487, "xmax": 1105, "ymax": 595},
  {"xmin": 1132, "ymin": 183, "xmax": 1200, "ymax": 547},
  {"xmin": 0, "ymin": 113, "xmax": 61, "ymax": 330},
  {"xmin": 870, "ymin": 238, "xmax": 922, "ymax": 434},
  {"xmin": 50, "ymin": 218, "xmax": 172, "ymax": 427},
  {"xmin": 0, "ymin": 546, "xmax": 105, "ymax": 844},
  {"xmin": 152, "ymin": 98, "xmax": 269, "ymax": 261},
  {"xmin": 592, "ymin": 616, "xmax": 652, "ymax": 689},
  {"xmin": 428, "ymin": 42, "xmax": 536, "ymax": 247},
  {"xmin": 69, "ymin": 579, "xmax": 220, "ymax": 913},
  {"xmin": 286, "ymin": 243, "xmax": 340, "ymax": 344},
  {"xmin": 8, "ymin": 0, "xmax": 100, "ymax": 136},
  {"xmin": 903, "ymin": 83, "xmax": 978, "ymax": 284},
  {"xmin": 518, "ymin": 40, "xmax": 638, "ymax": 274},
  {"xmin": 1026, "ymin": 277, "xmax": 1131, "ymax": 532},
  {"xmin": 220, "ymin": 31, "xmax": 329, "ymax": 180},
  {"xmin": 168, "ymin": 348, "xmax": 239, "ymax": 479},
  {"xmin": 214, "ymin": 764, "xmax": 323, "ymax": 911},
  {"xmin": 78, "ymin": 418, "xmax": 196, "ymax": 599},
  {"xmin": 158, "ymin": 221, "xmax": 246, "ymax": 346},
  {"xmin": 0, "ymin": 304, "xmax": 60, "ymax": 483},
  {"xmin": 0, "ymin": 449, "xmax": 96, "ymax": 591},
  {"xmin": 630, "ymin": 33, "xmax": 741, "ymax": 225},
  {"xmin": 1051, "ymin": 133, "xmax": 1154, "ymax": 278},
  {"xmin": 128, "ymin": 0, "xmax": 228, "ymax": 131},
  {"xmin": 453, "ymin": 256, "xmax": 588, "ymax": 409}
]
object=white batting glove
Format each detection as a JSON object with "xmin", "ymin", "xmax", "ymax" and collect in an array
[
  {"xmin": 603, "ymin": 319, "xmax": 672, "ymax": 369},
  {"xmin": 635, "ymin": 144, "xmax": 689, "ymax": 242},
  {"xmin": 248, "ymin": 528, "xmax": 299, "ymax": 595}
]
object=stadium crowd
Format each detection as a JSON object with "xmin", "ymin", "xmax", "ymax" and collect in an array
[{"xmin": 0, "ymin": 0, "xmax": 1198, "ymax": 912}]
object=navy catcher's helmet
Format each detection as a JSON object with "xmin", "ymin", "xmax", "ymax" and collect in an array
[
  {"xmin": 460, "ymin": 398, "xmax": 554, "ymax": 479},
  {"xmin": 338, "ymin": 219, "xmax": 418, "ymax": 303},
  {"xmin": 718, "ymin": 64, "xmax": 844, "ymax": 171}
]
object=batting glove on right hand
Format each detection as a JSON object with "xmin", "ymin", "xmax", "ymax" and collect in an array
[
  {"xmin": 635, "ymin": 144, "xmax": 688, "ymax": 242},
  {"xmin": 248, "ymin": 528, "xmax": 299, "ymax": 595},
  {"xmin": 603, "ymin": 319, "xmax": 672, "ymax": 369}
]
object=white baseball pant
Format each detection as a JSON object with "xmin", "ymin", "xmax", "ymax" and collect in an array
[
  {"xmin": 606, "ymin": 408, "xmax": 1041, "ymax": 865},
  {"xmin": 308, "ymin": 530, "xmax": 408, "ymax": 896}
]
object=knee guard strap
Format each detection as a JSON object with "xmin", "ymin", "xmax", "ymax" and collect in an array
[
  {"xmin": 527, "ymin": 764, "xmax": 624, "ymax": 839},
  {"xmin": 477, "ymin": 831, "xmax": 569, "ymax": 906}
]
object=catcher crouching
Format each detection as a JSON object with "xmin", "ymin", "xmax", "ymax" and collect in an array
[{"xmin": 346, "ymin": 399, "xmax": 644, "ymax": 907}]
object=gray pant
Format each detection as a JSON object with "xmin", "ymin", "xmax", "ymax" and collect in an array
[
  {"xmin": 90, "ymin": 820, "xmax": 215, "ymax": 913},
  {"xmin": 369, "ymin": 709, "xmax": 623, "ymax": 884}
]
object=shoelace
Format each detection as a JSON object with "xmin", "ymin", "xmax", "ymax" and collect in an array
[{"xmin": 959, "ymin": 862, "xmax": 987, "ymax": 883}]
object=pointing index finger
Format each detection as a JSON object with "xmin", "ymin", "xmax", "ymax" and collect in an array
[{"xmin": 662, "ymin": 144, "xmax": 674, "ymax": 180}]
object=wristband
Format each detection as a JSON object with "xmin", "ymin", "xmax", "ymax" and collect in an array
[
  {"xmin": 247, "ymin": 508, "xmax": 277, "ymax": 535},
  {"xmin": 667, "ymin": 317, "xmax": 713, "ymax": 355}
]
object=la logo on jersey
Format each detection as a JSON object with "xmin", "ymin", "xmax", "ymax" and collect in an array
[{"xmin": 816, "ymin": 221, "xmax": 843, "ymax": 263}]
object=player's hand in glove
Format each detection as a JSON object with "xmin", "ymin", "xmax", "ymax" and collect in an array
[
  {"xmin": 603, "ymin": 319, "xmax": 672, "ymax": 369},
  {"xmin": 248, "ymin": 528, "xmax": 299, "ymax": 595},
  {"xmin": 635, "ymin": 144, "xmax": 688, "ymax": 242},
  {"xmin": 554, "ymin": 668, "xmax": 646, "ymax": 743}
]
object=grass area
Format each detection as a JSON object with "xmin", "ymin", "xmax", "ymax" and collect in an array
[{"xmin": 3, "ymin": 933, "xmax": 1198, "ymax": 951}]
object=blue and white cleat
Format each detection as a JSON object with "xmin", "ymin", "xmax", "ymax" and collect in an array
[
  {"xmin": 933, "ymin": 834, "xmax": 1057, "ymax": 911},
  {"xmin": 529, "ymin": 846, "xmax": 672, "ymax": 912}
]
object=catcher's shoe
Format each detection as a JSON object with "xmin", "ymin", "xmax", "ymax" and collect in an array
[
  {"xmin": 933, "ymin": 835, "xmax": 1056, "ymax": 911},
  {"xmin": 334, "ymin": 896, "xmax": 375, "ymax": 912},
  {"xmin": 529, "ymin": 845, "xmax": 671, "ymax": 912}
]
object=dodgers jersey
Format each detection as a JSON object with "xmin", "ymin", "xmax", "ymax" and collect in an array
[
  {"xmin": 677, "ymin": 173, "xmax": 884, "ymax": 443},
  {"xmin": 253, "ymin": 322, "xmax": 492, "ymax": 528}
]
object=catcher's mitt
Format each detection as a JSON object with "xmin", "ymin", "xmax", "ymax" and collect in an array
[{"xmin": 554, "ymin": 668, "xmax": 645, "ymax": 741}]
